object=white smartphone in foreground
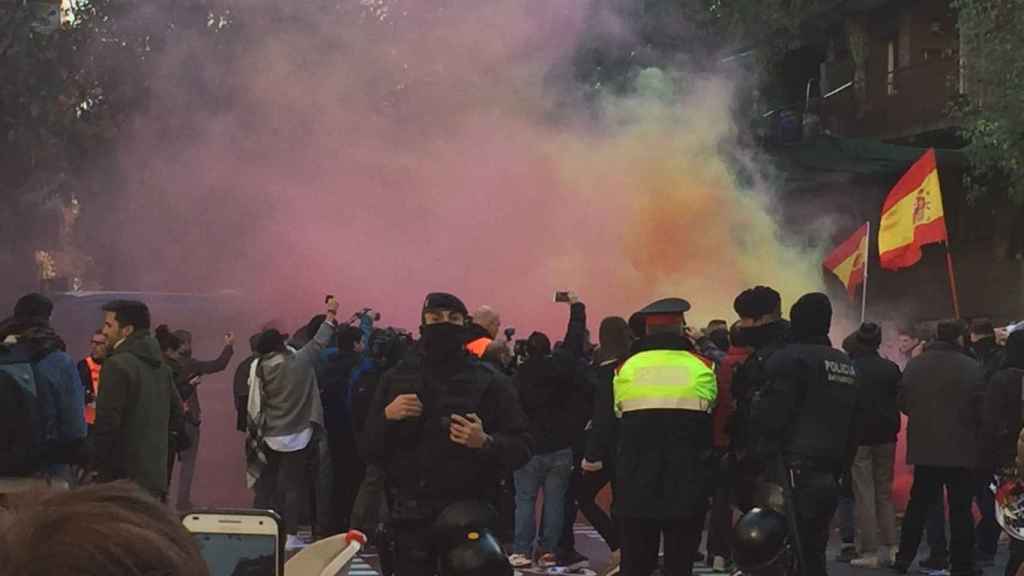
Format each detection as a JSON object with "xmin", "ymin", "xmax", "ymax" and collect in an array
[{"xmin": 182, "ymin": 510, "xmax": 283, "ymax": 576}]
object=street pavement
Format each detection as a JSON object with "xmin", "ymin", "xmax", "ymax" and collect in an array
[{"xmin": 348, "ymin": 521, "xmax": 1014, "ymax": 576}]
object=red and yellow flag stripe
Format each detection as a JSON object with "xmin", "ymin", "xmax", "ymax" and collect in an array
[
  {"xmin": 824, "ymin": 223, "xmax": 869, "ymax": 298},
  {"xmin": 878, "ymin": 149, "xmax": 947, "ymax": 271}
]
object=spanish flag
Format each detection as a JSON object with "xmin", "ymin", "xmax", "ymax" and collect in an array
[
  {"xmin": 824, "ymin": 223, "xmax": 869, "ymax": 298},
  {"xmin": 878, "ymin": 149, "xmax": 948, "ymax": 270}
]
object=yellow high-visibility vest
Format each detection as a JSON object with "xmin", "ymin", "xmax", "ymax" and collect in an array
[{"xmin": 613, "ymin": 350, "xmax": 717, "ymax": 416}]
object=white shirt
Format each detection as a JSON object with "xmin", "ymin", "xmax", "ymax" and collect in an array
[{"xmin": 264, "ymin": 427, "xmax": 313, "ymax": 452}]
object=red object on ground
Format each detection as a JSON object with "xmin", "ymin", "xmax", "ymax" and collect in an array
[{"xmin": 893, "ymin": 415, "xmax": 912, "ymax": 511}]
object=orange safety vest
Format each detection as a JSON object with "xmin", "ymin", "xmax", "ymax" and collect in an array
[
  {"xmin": 466, "ymin": 337, "xmax": 492, "ymax": 358},
  {"xmin": 84, "ymin": 356, "xmax": 101, "ymax": 425}
]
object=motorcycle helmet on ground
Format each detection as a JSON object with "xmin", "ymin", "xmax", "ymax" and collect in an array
[
  {"xmin": 733, "ymin": 507, "xmax": 792, "ymax": 576},
  {"xmin": 433, "ymin": 501, "xmax": 512, "ymax": 576},
  {"xmin": 996, "ymin": 478, "xmax": 1024, "ymax": 542}
]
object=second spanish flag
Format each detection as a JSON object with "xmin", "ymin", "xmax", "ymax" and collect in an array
[
  {"xmin": 878, "ymin": 149, "xmax": 948, "ymax": 270},
  {"xmin": 824, "ymin": 223, "xmax": 869, "ymax": 298}
]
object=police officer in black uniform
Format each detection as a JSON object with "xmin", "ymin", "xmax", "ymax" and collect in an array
[
  {"xmin": 731, "ymin": 286, "xmax": 790, "ymax": 511},
  {"xmin": 749, "ymin": 293, "xmax": 863, "ymax": 576},
  {"xmin": 363, "ymin": 293, "xmax": 532, "ymax": 576}
]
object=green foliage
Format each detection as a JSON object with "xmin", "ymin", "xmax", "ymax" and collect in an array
[{"xmin": 954, "ymin": 0, "xmax": 1024, "ymax": 205}]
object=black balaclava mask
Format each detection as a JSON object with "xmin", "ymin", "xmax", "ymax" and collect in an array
[
  {"xmin": 790, "ymin": 292, "xmax": 833, "ymax": 345},
  {"xmin": 420, "ymin": 293, "xmax": 469, "ymax": 367}
]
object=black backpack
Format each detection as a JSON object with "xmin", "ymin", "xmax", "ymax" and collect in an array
[{"xmin": 0, "ymin": 343, "xmax": 48, "ymax": 476}]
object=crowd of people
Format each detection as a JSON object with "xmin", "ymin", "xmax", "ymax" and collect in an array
[{"xmin": 1, "ymin": 287, "xmax": 1023, "ymax": 576}]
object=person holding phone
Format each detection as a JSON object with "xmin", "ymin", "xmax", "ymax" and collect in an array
[
  {"xmin": 363, "ymin": 292, "xmax": 532, "ymax": 576},
  {"xmin": 250, "ymin": 295, "xmax": 339, "ymax": 549}
]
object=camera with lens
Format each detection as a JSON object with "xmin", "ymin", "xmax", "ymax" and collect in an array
[
  {"xmin": 368, "ymin": 327, "xmax": 413, "ymax": 370},
  {"xmin": 513, "ymin": 339, "xmax": 529, "ymax": 366}
]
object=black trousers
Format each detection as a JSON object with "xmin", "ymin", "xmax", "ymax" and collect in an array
[
  {"xmin": 558, "ymin": 459, "xmax": 620, "ymax": 555},
  {"xmin": 896, "ymin": 466, "xmax": 975, "ymax": 576},
  {"xmin": 707, "ymin": 451, "xmax": 734, "ymax": 561},
  {"xmin": 391, "ymin": 519, "xmax": 438, "ymax": 576},
  {"xmin": 621, "ymin": 509, "xmax": 706, "ymax": 576},
  {"xmin": 975, "ymin": 472, "xmax": 1000, "ymax": 558},
  {"xmin": 253, "ymin": 445, "xmax": 310, "ymax": 535},
  {"xmin": 790, "ymin": 468, "xmax": 839, "ymax": 576}
]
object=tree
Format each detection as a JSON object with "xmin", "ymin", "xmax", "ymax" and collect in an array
[
  {"xmin": 0, "ymin": 0, "xmax": 235, "ymax": 292},
  {"xmin": 954, "ymin": 0, "xmax": 1024, "ymax": 206}
]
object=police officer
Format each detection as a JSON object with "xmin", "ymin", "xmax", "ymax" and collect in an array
[
  {"xmin": 362, "ymin": 292, "xmax": 532, "ymax": 576},
  {"xmin": 613, "ymin": 298, "xmax": 717, "ymax": 576},
  {"xmin": 749, "ymin": 293, "xmax": 862, "ymax": 576},
  {"xmin": 731, "ymin": 286, "xmax": 790, "ymax": 512}
]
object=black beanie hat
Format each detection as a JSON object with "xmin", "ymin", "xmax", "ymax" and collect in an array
[
  {"xmin": 734, "ymin": 286, "xmax": 782, "ymax": 320},
  {"xmin": 422, "ymin": 292, "xmax": 468, "ymax": 325},
  {"xmin": 422, "ymin": 293, "xmax": 468, "ymax": 315},
  {"xmin": 14, "ymin": 293, "xmax": 53, "ymax": 322},
  {"xmin": 790, "ymin": 293, "xmax": 832, "ymax": 341}
]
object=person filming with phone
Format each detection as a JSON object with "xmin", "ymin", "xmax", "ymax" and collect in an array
[{"xmin": 364, "ymin": 292, "xmax": 532, "ymax": 576}]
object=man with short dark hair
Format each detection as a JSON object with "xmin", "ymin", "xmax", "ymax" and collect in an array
[
  {"xmin": 93, "ymin": 300, "xmax": 184, "ymax": 499},
  {"xmin": 893, "ymin": 320, "xmax": 984, "ymax": 576}
]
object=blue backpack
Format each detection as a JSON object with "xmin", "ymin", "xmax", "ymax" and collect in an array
[{"xmin": 0, "ymin": 343, "xmax": 48, "ymax": 476}]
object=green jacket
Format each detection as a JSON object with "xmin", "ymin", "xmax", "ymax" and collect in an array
[{"xmin": 93, "ymin": 331, "xmax": 182, "ymax": 496}]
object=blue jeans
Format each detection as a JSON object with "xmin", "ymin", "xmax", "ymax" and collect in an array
[{"xmin": 513, "ymin": 448, "xmax": 573, "ymax": 555}]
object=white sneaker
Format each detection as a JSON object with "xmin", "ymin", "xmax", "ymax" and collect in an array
[
  {"xmin": 851, "ymin": 554, "xmax": 881, "ymax": 568},
  {"xmin": 509, "ymin": 554, "xmax": 532, "ymax": 568},
  {"xmin": 713, "ymin": 556, "xmax": 728, "ymax": 572}
]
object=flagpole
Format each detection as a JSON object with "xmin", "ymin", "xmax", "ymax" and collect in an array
[
  {"xmin": 861, "ymin": 220, "xmax": 870, "ymax": 324},
  {"xmin": 944, "ymin": 240, "xmax": 961, "ymax": 319}
]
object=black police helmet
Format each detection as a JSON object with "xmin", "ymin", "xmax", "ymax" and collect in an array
[
  {"xmin": 433, "ymin": 502, "xmax": 510, "ymax": 576},
  {"xmin": 439, "ymin": 531, "xmax": 512, "ymax": 576},
  {"xmin": 733, "ymin": 507, "xmax": 789, "ymax": 573}
]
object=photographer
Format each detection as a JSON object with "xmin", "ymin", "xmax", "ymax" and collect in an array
[{"xmin": 363, "ymin": 292, "xmax": 531, "ymax": 576}]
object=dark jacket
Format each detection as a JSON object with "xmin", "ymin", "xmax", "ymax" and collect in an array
[
  {"xmin": 93, "ymin": 331, "xmax": 185, "ymax": 496},
  {"xmin": 232, "ymin": 355, "xmax": 256, "ymax": 433},
  {"xmin": 753, "ymin": 338, "xmax": 862, "ymax": 471},
  {"xmin": 364, "ymin": 353, "xmax": 532, "ymax": 515},
  {"xmin": 849, "ymin": 350, "xmax": 902, "ymax": 446},
  {"xmin": 973, "ymin": 337, "xmax": 1006, "ymax": 382},
  {"xmin": 900, "ymin": 340, "xmax": 984, "ymax": 469},
  {"xmin": 614, "ymin": 332, "xmax": 714, "ymax": 519},
  {"xmin": 515, "ymin": 303, "xmax": 588, "ymax": 455},
  {"xmin": 584, "ymin": 359, "xmax": 621, "ymax": 465},
  {"xmin": 981, "ymin": 367, "xmax": 1024, "ymax": 470},
  {"xmin": 515, "ymin": 356, "xmax": 577, "ymax": 454},
  {"xmin": 1, "ymin": 326, "xmax": 87, "ymax": 469},
  {"xmin": 731, "ymin": 321, "xmax": 789, "ymax": 453},
  {"xmin": 178, "ymin": 344, "xmax": 234, "ymax": 419}
]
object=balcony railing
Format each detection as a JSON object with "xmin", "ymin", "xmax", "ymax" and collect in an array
[{"xmin": 818, "ymin": 58, "xmax": 960, "ymax": 139}]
